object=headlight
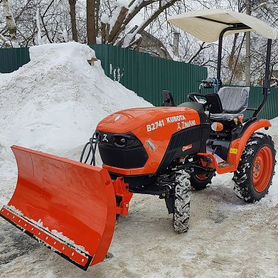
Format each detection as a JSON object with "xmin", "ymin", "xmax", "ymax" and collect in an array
[
  {"xmin": 114, "ymin": 135, "xmax": 127, "ymax": 148},
  {"xmin": 98, "ymin": 133, "xmax": 142, "ymax": 148}
]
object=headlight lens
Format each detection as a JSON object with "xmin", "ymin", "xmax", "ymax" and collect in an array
[
  {"xmin": 114, "ymin": 135, "xmax": 127, "ymax": 147},
  {"xmin": 98, "ymin": 133, "xmax": 141, "ymax": 148}
]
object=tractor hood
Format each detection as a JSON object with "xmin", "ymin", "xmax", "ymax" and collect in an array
[
  {"xmin": 96, "ymin": 105, "xmax": 209, "ymax": 176},
  {"xmin": 96, "ymin": 107, "xmax": 200, "ymax": 134}
]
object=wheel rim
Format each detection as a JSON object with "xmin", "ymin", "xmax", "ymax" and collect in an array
[{"xmin": 252, "ymin": 146, "xmax": 274, "ymax": 193}]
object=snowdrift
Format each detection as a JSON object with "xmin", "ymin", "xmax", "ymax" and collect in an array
[{"xmin": 0, "ymin": 42, "xmax": 151, "ymax": 157}]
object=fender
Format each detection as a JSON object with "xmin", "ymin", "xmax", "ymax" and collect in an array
[
  {"xmin": 198, "ymin": 120, "xmax": 272, "ymax": 174},
  {"xmin": 228, "ymin": 119, "xmax": 271, "ymax": 169}
]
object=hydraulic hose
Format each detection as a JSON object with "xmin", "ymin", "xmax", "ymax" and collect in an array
[{"xmin": 80, "ymin": 132, "xmax": 99, "ymax": 166}]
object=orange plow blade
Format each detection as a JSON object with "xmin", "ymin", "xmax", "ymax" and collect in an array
[{"xmin": 0, "ymin": 146, "xmax": 116, "ymax": 270}]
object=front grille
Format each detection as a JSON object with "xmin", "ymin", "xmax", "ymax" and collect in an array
[{"xmin": 98, "ymin": 132, "xmax": 148, "ymax": 169}]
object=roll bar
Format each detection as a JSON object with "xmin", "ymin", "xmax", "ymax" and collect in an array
[
  {"xmin": 210, "ymin": 20, "xmax": 272, "ymax": 118},
  {"xmin": 169, "ymin": 12, "xmax": 274, "ymax": 118}
]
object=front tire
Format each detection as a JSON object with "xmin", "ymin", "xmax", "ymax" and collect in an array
[
  {"xmin": 173, "ymin": 170, "xmax": 191, "ymax": 233},
  {"xmin": 233, "ymin": 133, "xmax": 276, "ymax": 202}
]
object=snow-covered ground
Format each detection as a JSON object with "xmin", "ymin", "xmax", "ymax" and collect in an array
[{"xmin": 0, "ymin": 42, "xmax": 277, "ymax": 278}]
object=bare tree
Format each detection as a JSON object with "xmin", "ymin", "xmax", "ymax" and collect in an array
[
  {"xmin": 69, "ymin": 0, "xmax": 78, "ymax": 41},
  {"xmin": 2, "ymin": 0, "xmax": 18, "ymax": 46},
  {"xmin": 87, "ymin": 0, "xmax": 96, "ymax": 44},
  {"xmin": 188, "ymin": 42, "xmax": 211, "ymax": 63},
  {"xmin": 36, "ymin": 7, "xmax": 42, "ymax": 44},
  {"xmin": 0, "ymin": 0, "xmax": 277, "ymax": 88},
  {"xmin": 100, "ymin": 0, "xmax": 182, "ymax": 48},
  {"xmin": 245, "ymin": 0, "xmax": 251, "ymax": 86},
  {"xmin": 94, "ymin": 0, "xmax": 100, "ymax": 36}
]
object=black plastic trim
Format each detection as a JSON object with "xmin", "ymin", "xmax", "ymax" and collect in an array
[
  {"xmin": 98, "ymin": 132, "xmax": 148, "ymax": 169},
  {"xmin": 158, "ymin": 124, "xmax": 210, "ymax": 174},
  {"xmin": 231, "ymin": 117, "xmax": 257, "ymax": 140}
]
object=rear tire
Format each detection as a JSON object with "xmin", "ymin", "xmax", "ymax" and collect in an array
[
  {"xmin": 233, "ymin": 133, "xmax": 276, "ymax": 202},
  {"xmin": 190, "ymin": 172, "xmax": 214, "ymax": 191},
  {"xmin": 173, "ymin": 171, "xmax": 191, "ymax": 233}
]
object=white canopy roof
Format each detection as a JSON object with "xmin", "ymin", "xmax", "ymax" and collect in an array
[{"xmin": 168, "ymin": 9, "xmax": 277, "ymax": 42}]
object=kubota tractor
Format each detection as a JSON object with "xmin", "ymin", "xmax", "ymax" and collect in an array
[{"xmin": 0, "ymin": 9, "xmax": 277, "ymax": 270}]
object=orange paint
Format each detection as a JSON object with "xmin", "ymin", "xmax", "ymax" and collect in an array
[
  {"xmin": 228, "ymin": 120, "xmax": 271, "ymax": 169},
  {"xmin": 0, "ymin": 145, "xmax": 117, "ymax": 269},
  {"xmin": 97, "ymin": 107, "xmax": 201, "ymax": 176},
  {"xmin": 198, "ymin": 120, "xmax": 271, "ymax": 174},
  {"xmin": 252, "ymin": 146, "xmax": 274, "ymax": 192}
]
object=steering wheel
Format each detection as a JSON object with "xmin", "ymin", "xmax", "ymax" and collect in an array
[
  {"xmin": 188, "ymin": 92, "xmax": 223, "ymax": 114},
  {"xmin": 188, "ymin": 93, "xmax": 208, "ymax": 105}
]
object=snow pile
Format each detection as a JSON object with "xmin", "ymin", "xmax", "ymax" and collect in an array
[
  {"xmin": 0, "ymin": 42, "xmax": 151, "ymax": 205},
  {"xmin": 0, "ymin": 42, "xmax": 150, "ymax": 155}
]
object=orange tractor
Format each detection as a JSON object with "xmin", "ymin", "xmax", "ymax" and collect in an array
[{"xmin": 0, "ymin": 10, "xmax": 276, "ymax": 270}]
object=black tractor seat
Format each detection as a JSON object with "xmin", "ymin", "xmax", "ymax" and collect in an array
[{"xmin": 209, "ymin": 86, "xmax": 250, "ymax": 121}]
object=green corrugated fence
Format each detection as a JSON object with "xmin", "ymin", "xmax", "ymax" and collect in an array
[
  {"xmin": 92, "ymin": 44, "xmax": 207, "ymax": 106},
  {"xmin": 0, "ymin": 44, "xmax": 277, "ymax": 119},
  {"xmin": 246, "ymin": 87, "xmax": 278, "ymax": 120},
  {"xmin": 0, "ymin": 47, "xmax": 29, "ymax": 73}
]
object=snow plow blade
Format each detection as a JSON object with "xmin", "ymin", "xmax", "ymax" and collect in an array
[{"xmin": 0, "ymin": 145, "xmax": 116, "ymax": 270}]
